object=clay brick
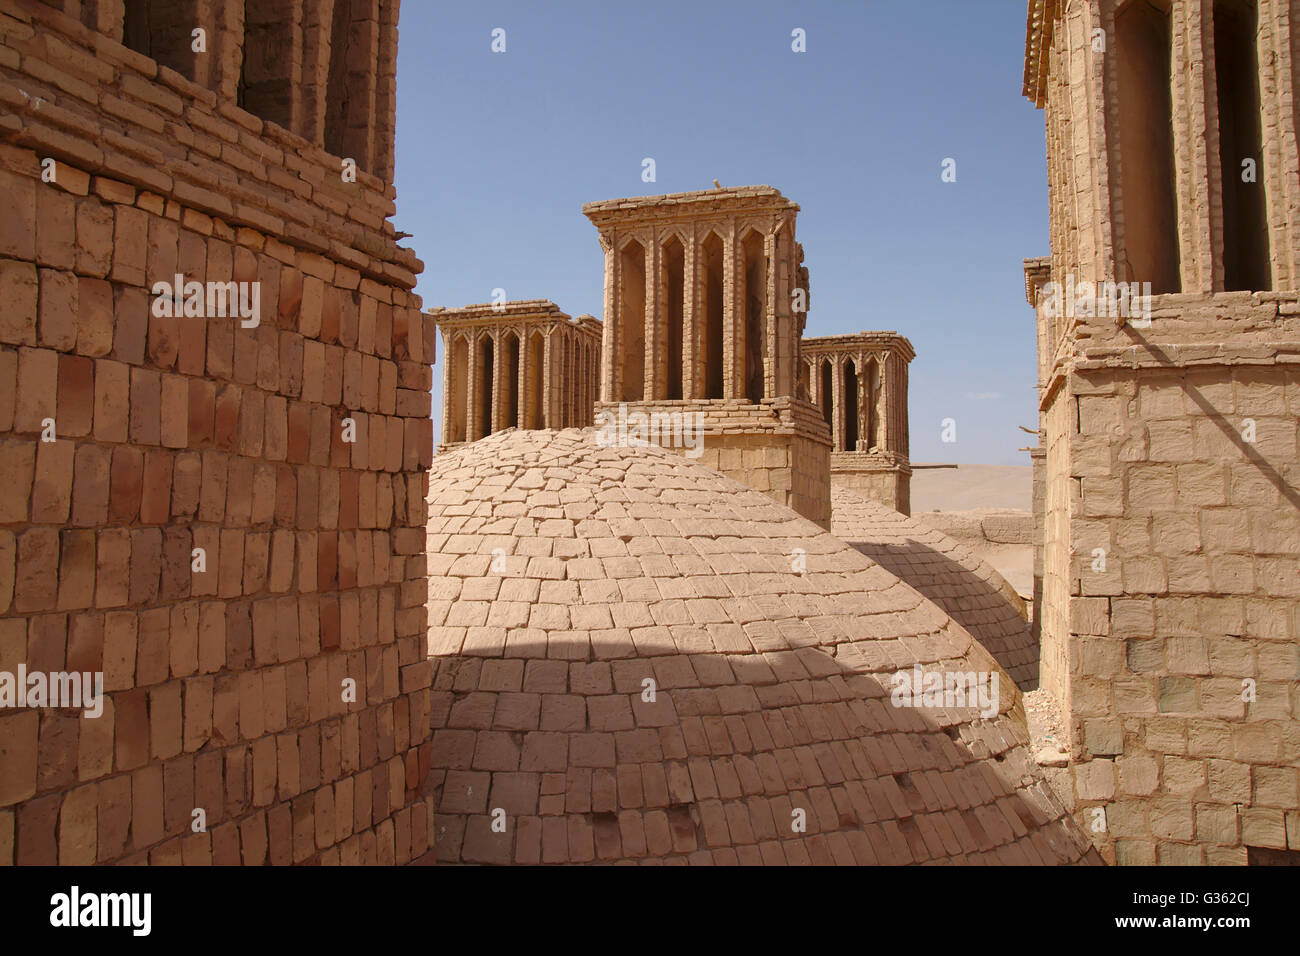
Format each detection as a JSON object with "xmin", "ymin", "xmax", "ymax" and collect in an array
[
  {"xmin": 129, "ymin": 368, "xmax": 162, "ymax": 444},
  {"xmin": 0, "ymin": 711, "xmax": 39, "ymax": 807},
  {"xmin": 36, "ymin": 186, "xmax": 76, "ymax": 270},
  {"xmin": 108, "ymin": 446, "xmax": 143, "ymax": 523},
  {"xmin": 130, "ymin": 765, "xmax": 165, "ymax": 850},
  {"xmin": 0, "ymin": 441, "xmax": 35, "ymax": 523},
  {"xmin": 0, "ymin": 350, "xmax": 14, "ymax": 433},
  {"xmin": 38, "ymin": 267, "xmax": 77, "ymax": 351},
  {"xmin": 0, "ymin": 167, "xmax": 36, "ymax": 261},
  {"xmin": 56, "ymin": 529, "xmax": 97, "ymax": 610},
  {"xmin": 110, "ymin": 203, "xmax": 147, "ymax": 285},
  {"xmin": 14, "ymin": 347, "xmax": 57, "ymax": 434},
  {"xmin": 113, "ymin": 285, "xmax": 150, "ymax": 365},
  {"xmin": 140, "ymin": 449, "xmax": 173, "ymax": 523},
  {"xmin": 95, "ymin": 530, "xmax": 131, "ymax": 608},
  {"xmin": 90, "ymin": 359, "xmax": 129, "ymax": 443},
  {"xmin": 129, "ymin": 528, "xmax": 163, "ymax": 605},
  {"xmin": 161, "ymin": 373, "xmax": 188, "ymax": 448},
  {"xmin": 75, "ymin": 197, "xmax": 114, "ymax": 278},
  {"xmin": 15, "ymin": 528, "xmax": 59, "ymax": 611}
]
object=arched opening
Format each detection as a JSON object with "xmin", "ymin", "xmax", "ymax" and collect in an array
[
  {"xmin": 1215, "ymin": 0, "xmax": 1270, "ymax": 291},
  {"xmin": 584, "ymin": 338, "xmax": 594, "ymax": 424},
  {"xmin": 741, "ymin": 230, "xmax": 767, "ymax": 404},
  {"xmin": 619, "ymin": 241, "xmax": 646, "ymax": 403},
  {"xmin": 501, "ymin": 330, "xmax": 520, "ymax": 429},
  {"xmin": 577, "ymin": 338, "xmax": 587, "ymax": 424},
  {"xmin": 526, "ymin": 331, "xmax": 544, "ymax": 429},
  {"xmin": 475, "ymin": 334, "xmax": 494, "ymax": 440},
  {"xmin": 123, "ymin": 0, "xmax": 203, "ymax": 81},
  {"xmin": 844, "ymin": 360, "xmax": 859, "ymax": 452},
  {"xmin": 238, "ymin": 0, "xmax": 296, "ymax": 130},
  {"xmin": 863, "ymin": 356, "xmax": 880, "ymax": 450},
  {"xmin": 661, "ymin": 236, "xmax": 685, "ymax": 400},
  {"xmin": 820, "ymin": 360, "xmax": 833, "ymax": 431},
  {"xmin": 1115, "ymin": 0, "xmax": 1180, "ymax": 293},
  {"xmin": 449, "ymin": 335, "xmax": 468, "ymax": 443},
  {"xmin": 702, "ymin": 233, "xmax": 725, "ymax": 400},
  {"xmin": 325, "ymin": 0, "xmax": 376, "ymax": 172}
]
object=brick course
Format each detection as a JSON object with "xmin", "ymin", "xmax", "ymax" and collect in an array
[{"xmin": 0, "ymin": 0, "xmax": 432, "ymax": 865}]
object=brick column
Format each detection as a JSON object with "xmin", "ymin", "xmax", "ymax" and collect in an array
[
  {"xmin": 441, "ymin": 328, "xmax": 453, "ymax": 442},
  {"xmin": 542, "ymin": 331, "xmax": 553, "ymax": 429},
  {"xmin": 876, "ymin": 351, "xmax": 888, "ymax": 452},
  {"xmin": 759, "ymin": 228, "xmax": 769, "ymax": 400},
  {"xmin": 1259, "ymin": 0, "xmax": 1300, "ymax": 289},
  {"xmin": 601, "ymin": 237, "xmax": 616, "ymax": 404},
  {"xmin": 831, "ymin": 356, "xmax": 845, "ymax": 453},
  {"xmin": 644, "ymin": 238, "xmax": 659, "ymax": 402},
  {"xmin": 490, "ymin": 330, "xmax": 503, "ymax": 433},
  {"xmin": 683, "ymin": 231, "xmax": 698, "ymax": 400},
  {"xmin": 1173, "ymin": 0, "xmax": 1218, "ymax": 292},
  {"xmin": 723, "ymin": 227, "xmax": 738, "ymax": 399}
]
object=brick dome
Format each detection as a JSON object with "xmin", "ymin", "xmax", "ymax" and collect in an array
[
  {"xmin": 425, "ymin": 430, "xmax": 1095, "ymax": 864},
  {"xmin": 830, "ymin": 488, "xmax": 1039, "ymax": 691}
]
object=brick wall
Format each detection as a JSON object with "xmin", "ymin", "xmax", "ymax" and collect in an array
[
  {"xmin": 829, "ymin": 455, "xmax": 910, "ymax": 515},
  {"xmin": 0, "ymin": 0, "xmax": 433, "ymax": 865},
  {"xmin": 1040, "ymin": 292, "xmax": 1300, "ymax": 865}
]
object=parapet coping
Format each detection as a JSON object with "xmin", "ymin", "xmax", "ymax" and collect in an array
[
  {"xmin": 802, "ymin": 332, "xmax": 915, "ymax": 360},
  {"xmin": 583, "ymin": 185, "xmax": 799, "ymax": 220}
]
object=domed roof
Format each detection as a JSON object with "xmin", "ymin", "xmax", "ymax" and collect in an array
[
  {"xmin": 425, "ymin": 430, "xmax": 1095, "ymax": 865},
  {"xmin": 830, "ymin": 488, "xmax": 1039, "ymax": 691}
]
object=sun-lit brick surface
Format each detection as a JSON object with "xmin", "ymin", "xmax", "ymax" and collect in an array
[
  {"xmin": 0, "ymin": 0, "xmax": 432, "ymax": 866},
  {"xmin": 425, "ymin": 428, "xmax": 1098, "ymax": 864},
  {"xmin": 830, "ymin": 487, "xmax": 1038, "ymax": 691}
]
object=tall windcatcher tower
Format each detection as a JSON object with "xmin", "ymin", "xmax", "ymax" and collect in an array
[
  {"xmin": 1024, "ymin": 0, "xmax": 1300, "ymax": 865},
  {"xmin": 583, "ymin": 186, "xmax": 833, "ymax": 527}
]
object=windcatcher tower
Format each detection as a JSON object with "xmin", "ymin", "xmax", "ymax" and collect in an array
[
  {"xmin": 1024, "ymin": 0, "xmax": 1300, "ymax": 865},
  {"xmin": 0, "ymin": 1, "xmax": 434, "ymax": 864},
  {"xmin": 431, "ymin": 301, "xmax": 601, "ymax": 451},
  {"xmin": 802, "ymin": 332, "xmax": 914, "ymax": 513},
  {"xmin": 583, "ymin": 186, "xmax": 833, "ymax": 527}
]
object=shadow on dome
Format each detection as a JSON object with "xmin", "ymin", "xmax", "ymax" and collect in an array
[
  {"xmin": 830, "ymin": 489, "xmax": 1040, "ymax": 692},
  {"xmin": 421, "ymin": 428, "xmax": 1095, "ymax": 865},
  {"xmin": 424, "ymin": 631, "xmax": 1098, "ymax": 866}
]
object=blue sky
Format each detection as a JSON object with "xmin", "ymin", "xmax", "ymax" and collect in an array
[{"xmin": 393, "ymin": 1, "xmax": 1047, "ymax": 466}]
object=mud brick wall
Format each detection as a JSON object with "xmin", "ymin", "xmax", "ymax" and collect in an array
[
  {"xmin": 829, "ymin": 455, "xmax": 910, "ymax": 516},
  {"xmin": 1039, "ymin": 293, "xmax": 1300, "ymax": 866},
  {"xmin": 0, "ymin": 1, "xmax": 433, "ymax": 865}
]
